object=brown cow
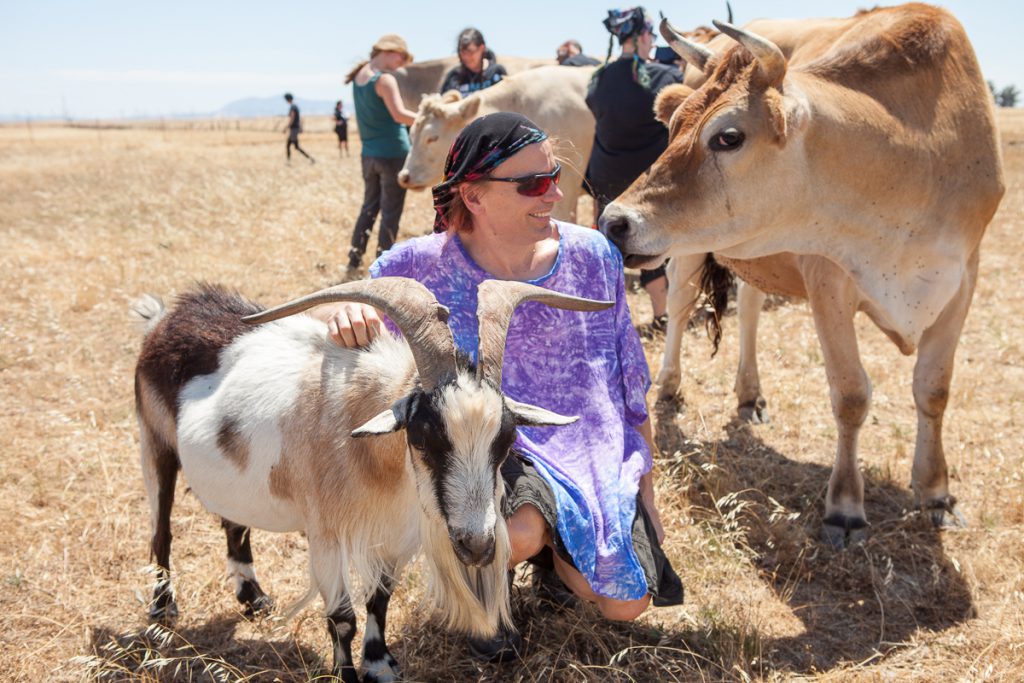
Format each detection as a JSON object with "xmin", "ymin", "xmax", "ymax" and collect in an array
[{"xmin": 600, "ymin": 4, "xmax": 1005, "ymax": 547}]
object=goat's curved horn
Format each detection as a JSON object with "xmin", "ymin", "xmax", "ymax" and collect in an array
[
  {"xmin": 659, "ymin": 17, "xmax": 714, "ymax": 73},
  {"xmin": 242, "ymin": 277, "xmax": 456, "ymax": 391},
  {"xmin": 712, "ymin": 19, "xmax": 786, "ymax": 85},
  {"xmin": 475, "ymin": 280, "xmax": 612, "ymax": 388}
]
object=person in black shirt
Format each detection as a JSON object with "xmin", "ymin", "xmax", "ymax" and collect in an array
[
  {"xmin": 333, "ymin": 100, "xmax": 349, "ymax": 157},
  {"xmin": 585, "ymin": 7, "xmax": 682, "ymax": 331},
  {"xmin": 283, "ymin": 93, "xmax": 314, "ymax": 164},
  {"xmin": 557, "ymin": 39, "xmax": 601, "ymax": 67},
  {"xmin": 439, "ymin": 28, "xmax": 507, "ymax": 97}
]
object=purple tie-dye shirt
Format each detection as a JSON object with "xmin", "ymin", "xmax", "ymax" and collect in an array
[{"xmin": 370, "ymin": 222, "xmax": 653, "ymax": 600}]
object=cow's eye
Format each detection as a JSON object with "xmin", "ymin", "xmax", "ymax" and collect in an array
[
  {"xmin": 426, "ymin": 135, "xmax": 439, "ymax": 144},
  {"xmin": 710, "ymin": 128, "xmax": 745, "ymax": 151}
]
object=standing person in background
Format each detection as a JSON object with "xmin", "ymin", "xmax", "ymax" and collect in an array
[
  {"xmin": 283, "ymin": 93, "xmax": 314, "ymax": 165},
  {"xmin": 344, "ymin": 35, "xmax": 417, "ymax": 278},
  {"xmin": 585, "ymin": 7, "xmax": 682, "ymax": 332},
  {"xmin": 439, "ymin": 28, "xmax": 507, "ymax": 97},
  {"xmin": 556, "ymin": 39, "xmax": 600, "ymax": 66},
  {"xmin": 333, "ymin": 100, "xmax": 349, "ymax": 157}
]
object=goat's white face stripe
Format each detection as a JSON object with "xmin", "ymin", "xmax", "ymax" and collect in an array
[{"xmin": 439, "ymin": 375, "xmax": 503, "ymax": 536}]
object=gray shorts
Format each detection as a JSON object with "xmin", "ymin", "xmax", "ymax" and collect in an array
[{"xmin": 501, "ymin": 451, "xmax": 684, "ymax": 606}]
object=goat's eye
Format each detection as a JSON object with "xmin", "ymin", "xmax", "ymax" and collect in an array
[{"xmin": 709, "ymin": 128, "xmax": 745, "ymax": 152}]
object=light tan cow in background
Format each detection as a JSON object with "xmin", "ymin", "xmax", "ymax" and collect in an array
[
  {"xmin": 392, "ymin": 56, "xmax": 554, "ymax": 112},
  {"xmin": 397, "ymin": 65, "xmax": 596, "ymax": 223},
  {"xmin": 600, "ymin": 4, "xmax": 1004, "ymax": 547}
]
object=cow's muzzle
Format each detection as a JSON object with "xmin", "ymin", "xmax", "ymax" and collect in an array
[
  {"xmin": 598, "ymin": 213, "xmax": 662, "ymax": 269},
  {"xmin": 397, "ymin": 169, "xmax": 428, "ymax": 191}
]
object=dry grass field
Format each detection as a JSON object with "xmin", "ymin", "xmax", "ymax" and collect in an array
[{"xmin": 1, "ymin": 110, "xmax": 1022, "ymax": 682}]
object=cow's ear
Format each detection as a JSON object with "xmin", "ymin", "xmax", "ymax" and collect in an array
[
  {"xmin": 458, "ymin": 96, "xmax": 481, "ymax": 120},
  {"xmin": 654, "ymin": 84, "xmax": 694, "ymax": 125},
  {"xmin": 440, "ymin": 89, "xmax": 462, "ymax": 104}
]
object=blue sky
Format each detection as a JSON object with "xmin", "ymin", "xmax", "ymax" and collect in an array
[{"xmin": 1, "ymin": 1, "xmax": 1019, "ymax": 119}]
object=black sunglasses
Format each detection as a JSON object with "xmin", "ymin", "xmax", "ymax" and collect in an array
[{"xmin": 484, "ymin": 163, "xmax": 562, "ymax": 197}]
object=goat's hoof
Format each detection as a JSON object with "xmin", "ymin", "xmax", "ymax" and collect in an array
[
  {"xmin": 924, "ymin": 496, "xmax": 966, "ymax": 528},
  {"xmin": 821, "ymin": 514, "xmax": 869, "ymax": 549},
  {"xmin": 333, "ymin": 664, "xmax": 361, "ymax": 683},
  {"xmin": 737, "ymin": 398, "xmax": 768, "ymax": 424},
  {"xmin": 243, "ymin": 593, "xmax": 275, "ymax": 617},
  {"xmin": 148, "ymin": 599, "xmax": 179, "ymax": 623},
  {"xmin": 363, "ymin": 653, "xmax": 401, "ymax": 682}
]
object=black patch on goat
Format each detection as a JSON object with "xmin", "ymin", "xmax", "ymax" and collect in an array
[
  {"xmin": 136, "ymin": 283, "xmax": 263, "ymax": 419},
  {"xmin": 404, "ymin": 387, "xmax": 457, "ymax": 522}
]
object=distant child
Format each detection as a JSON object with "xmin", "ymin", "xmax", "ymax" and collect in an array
[
  {"xmin": 283, "ymin": 93, "xmax": 314, "ymax": 164},
  {"xmin": 333, "ymin": 101, "xmax": 349, "ymax": 157}
]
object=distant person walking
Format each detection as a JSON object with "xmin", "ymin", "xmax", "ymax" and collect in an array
[
  {"xmin": 283, "ymin": 93, "xmax": 314, "ymax": 164},
  {"xmin": 439, "ymin": 28, "xmax": 507, "ymax": 97},
  {"xmin": 344, "ymin": 34, "xmax": 417, "ymax": 277},
  {"xmin": 333, "ymin": 101, "xmax": 349, "ymax": 157}
]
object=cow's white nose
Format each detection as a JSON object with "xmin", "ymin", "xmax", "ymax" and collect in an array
[{"xmin": 397, "ymin": 169, "xmax": 412, "ymax": 188}]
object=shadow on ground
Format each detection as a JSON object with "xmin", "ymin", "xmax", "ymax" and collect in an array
[{"xmin": 81, "ymin": 614, "xmax": 322, "ymax": 682}]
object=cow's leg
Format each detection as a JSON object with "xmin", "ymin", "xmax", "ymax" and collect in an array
[
  {"xmin": 309, "ymin": 539, "xmax": 360, "ymax": 683},
  {"xmin": 735, "ymin": 280, "xmax": 768, "ymax": 423},
  {"xmin": 221, "ymin": 519, "xmax": 274, "ymax": 616},
  {"xmin": 361, "ymin": 574, "xmax": 401, "ymax": 683},
  {"xmin": 656, "ymin": 254, "xmax": 706, "ymax": 400},
  {"xmin": 140, "ymin": 424, "xmax": 180, "ymax": 621},
  {"xmin": 804, "ymin": 259, "xmax": 871, "ymax": 548},
  {"xmin": 911, "ymin": 250, "xmax": 978, "ymax": 527}
]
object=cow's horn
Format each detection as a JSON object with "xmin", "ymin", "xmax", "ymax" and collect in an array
[
  {"xmin": 712, "ymin": 19, "xmax": 786, "ymax": 85},
  {"xmin": 475, "ymin": 280, "xmax": 612, "ymax": 389},
  {"xmin": 659, "ymin": 17, "xmax": 714, "ymax": 73},
  {"xmin": 242, "ymin": 277, "xmax": 457, "ymax": 392}
]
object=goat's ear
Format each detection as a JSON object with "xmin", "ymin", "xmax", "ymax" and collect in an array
[
  {"xmin": 654, "ymin": 83, "xmax": 694, "ymax": 125},
  {"xmin": 505, "ymin": 397, "xmax": 578, "ymax": 427},
  {"xmin": 351, "ymin": 395, "xmax": 415, "ymax": 437}
]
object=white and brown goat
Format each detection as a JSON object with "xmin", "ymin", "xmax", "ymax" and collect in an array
[{"xmin": 132, "ymin": 277, "xmax": 609, "ymax": 683}]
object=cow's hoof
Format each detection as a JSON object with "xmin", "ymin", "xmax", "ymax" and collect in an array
[
  {"xmin": 821, "ymin": 514, "xmax": 869, "ymax": 549},
  {"xmin": 655, "ymin": 372, "xmax": 681, "ymax": 402},
  {"xmin": 737, "ymin": 398, "xmax": 769, "ymax": 424},
  {"xmin": 148, "ymin": 598, "xmax": 179, "ymax": 623},
  {"xmin": 924, "ymin": 496, "xmax": 966, "ymax": 528},
  {"xmin": 363, "ymin": 653, "xmax": 401, "ymax": 683}
]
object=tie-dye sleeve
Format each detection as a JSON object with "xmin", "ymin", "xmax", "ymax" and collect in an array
[
  {"xmin": 369, "ymin": 239, "xmax": 419, "ymax": 279},
  {"xmin": 610, "ymin": 251, "xmax": 651, "ymax": 428}
]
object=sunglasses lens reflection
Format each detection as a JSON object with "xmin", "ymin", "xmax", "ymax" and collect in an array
[{"xmin": 517, "ymin": 167, "xmax": 561, "ymax": 197}]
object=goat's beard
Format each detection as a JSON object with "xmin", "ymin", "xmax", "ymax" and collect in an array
[{"xmin": 418, "ymin": 489, "xmax": 511, "ymax": 637}]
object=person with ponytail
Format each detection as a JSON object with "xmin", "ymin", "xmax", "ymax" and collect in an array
[
  {"xmin": 585, "ymin": 7, "xmax": 682, "ymax": 332},
  {"xmin": 343, "ymin": 35, "xmax": 418, "ymax": 276}
]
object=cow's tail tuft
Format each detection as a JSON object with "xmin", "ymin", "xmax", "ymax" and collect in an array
[{"xmin": 698, "ymin": 254, "xmax": 733, "ymax": 357}]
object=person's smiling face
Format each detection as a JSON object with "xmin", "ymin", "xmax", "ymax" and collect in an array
[{"xmin": 467, "ymin": 140, "xmax": 564, "ymax": 245}]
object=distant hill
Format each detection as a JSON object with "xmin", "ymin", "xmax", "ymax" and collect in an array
[{"xmin": 216, "ymin": 96, "xmax": 347, "ymax": 118}]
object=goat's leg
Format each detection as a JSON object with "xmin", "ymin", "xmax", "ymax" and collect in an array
[
  {"xmin": 221, "ymin": 519, "xmax": 274, "ymax": 616},
  {"xmin": 309, "ymin": 539, "xmax": 360, "ymax": 683},
  {"xmin": 656, "ymin": 254, "xmax": 706, "ymax": 401},
  {"xmin": 911, "ymin": 250, "xmax": 978, "ymax": 527},
  {"xmin": 803, "ymin": 258, "xmax": 871, "ymax": 549},
  {"xmin": 325, "ymin": 591, "xmax": 359, "ymax": 683},
  {"xmin": 362, "ymin": 574, "xmax": 400, "ymax": 683},
  {"xmin": 140, "ymin": 425, "xmax": 179, "ymax": 621},
  {"xmin": 735, "ymin": 280, "xmax": 768, "ymax": 423}
]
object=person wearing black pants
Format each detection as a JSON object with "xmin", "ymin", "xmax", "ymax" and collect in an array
[{"xmin": 283, "ymin": 93, "xmax": 314, "ymax": 164}]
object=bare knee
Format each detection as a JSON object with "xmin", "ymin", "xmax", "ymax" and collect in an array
[
  {"xmin": 507, "ymin": 504, "xmax": 548, "ymax": 566},
  {"xmin": 596, "ymin": 595, "xmax": 651, "ymax": 622}
]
